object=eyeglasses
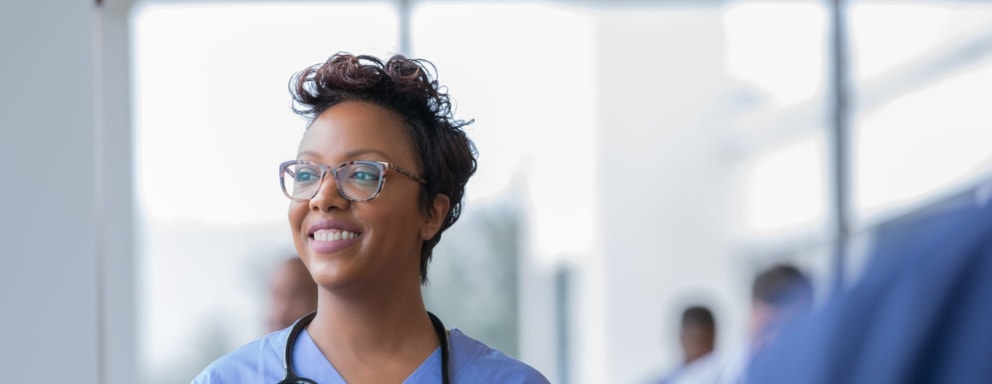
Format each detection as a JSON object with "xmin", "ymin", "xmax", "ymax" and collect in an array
[{"xmin": 279, "ymin": 160, "xmax": 427, "ymax": 202}]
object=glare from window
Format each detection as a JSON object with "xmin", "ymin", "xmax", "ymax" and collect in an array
[
  {"xmin": 737, "ymin": 133, "xmax": 828, "ymax": 238},
  {"xmin": 132, "ymin": 3, "xmax": 398, "ymax": 383},
  {"xmin": 850, "ymin": 3, "xmax": 992, "ymax": 80},
  {"xmin": 723, "ymin": 1, "xmax": 826, "ymax": 106},
  {"xmin": 133, "ymin": 2, "xmax": 399, "ymax": 227},
  {"xmin": 851, "ymin": 3, "xmax": 992, "ymax": 223},
  {"xmin": 856, "ymin": 61, "xmax": 992, "ymax": 221},
  {"xmin": 412, "ymin": 2, "xmax": 598, "ymax": 262}
]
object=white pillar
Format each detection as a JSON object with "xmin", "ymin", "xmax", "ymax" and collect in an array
[{"xmin": 590, "ymin": 8, "xmax": 742, "ymax": 383}]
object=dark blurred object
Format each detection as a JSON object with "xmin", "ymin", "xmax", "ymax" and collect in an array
[
  {"xmin": 680, "ymin": 305, "xmax": 717, "ymax": 365},
  {"xmin": 655, "ymin": 305, "xmax": 719, "ymax": 384},
  {"xmin": 267, "ymin": 257, "xmax": 317, "ymax": 332},
  {"xmin": 748, "ymin": 191, "xmax": 992, "ymax": 384}
]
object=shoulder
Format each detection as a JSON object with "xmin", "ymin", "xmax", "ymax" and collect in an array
[
  {"xmin": 712, "ymin": 346, "xmax": 750, "ymax": 384},
  {"xmin": 191, "ymin": 329, "xmax": 289, "ymax": 384},
  {"xmin": 670, "ymin": 353, "xmax": 726, "ymax": 384},
  {"xmin": 448, "ymin": 329, "xmax": 550, "ymax": 384}
]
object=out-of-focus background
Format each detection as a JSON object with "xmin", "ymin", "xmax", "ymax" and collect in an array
[{"xmin": 3, "ymin": 0, "xmax": 992, "ymax": 383}]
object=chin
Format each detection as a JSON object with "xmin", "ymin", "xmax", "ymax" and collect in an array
[{"xmin": 307, "ymin": 259, "xmax": 356, "ymax": 290}]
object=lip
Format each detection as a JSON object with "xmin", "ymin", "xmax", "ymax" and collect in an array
[{"xmin": 307, "ymin": 219, "xmax": 363, "ymax": 254}]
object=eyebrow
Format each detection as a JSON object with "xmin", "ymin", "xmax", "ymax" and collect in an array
[{"xmin": 297, "ymin": 148, "xmax": 392, "ymax": 161}]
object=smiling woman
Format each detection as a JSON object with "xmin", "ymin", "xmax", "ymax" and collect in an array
[
  {"xmin": 191, "ymin": 53, "xmax": 549, "ymax": 384},
  {"xmin": 288, "ymin": 101, "xmax": 443, "ymax": 294},
  {"xmin": 131, "ymin": 5, "xmax": 404, "ymax": 382}
]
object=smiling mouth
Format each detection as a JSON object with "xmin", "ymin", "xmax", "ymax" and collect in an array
[{"xmin": 310, "ymin": 229, "xmax": 361, "ymax": 242}]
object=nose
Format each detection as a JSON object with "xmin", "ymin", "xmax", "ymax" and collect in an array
[{"xmin": 308, "ymin": 173, "xmax": 350, "ymax": 212}]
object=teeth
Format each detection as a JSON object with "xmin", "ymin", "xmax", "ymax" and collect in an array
[{"xmin": 313, "ymin": 229, "xmax": 359, "ymax": 242}]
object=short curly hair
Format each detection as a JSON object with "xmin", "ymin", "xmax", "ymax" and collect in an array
[{"xmin": 289, "ymin": 52, "xmax": 477, "ymax": 283}]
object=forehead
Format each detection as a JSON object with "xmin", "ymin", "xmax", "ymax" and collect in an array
[{"xmin": 298, "ymin": 101, "xmax": 416, "ymax": 164}]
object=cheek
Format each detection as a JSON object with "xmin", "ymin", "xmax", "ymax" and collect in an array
[
  {"xmin": 386, "ymin": 193, "xmax": 422, "ymax": 220},
  {"xmin": 288, "ymin": 202, "xmax": 308, "ymax": 241},
  {"xmin": 365, "ymin": 198, "xmax": 423, "ymax": 244}
]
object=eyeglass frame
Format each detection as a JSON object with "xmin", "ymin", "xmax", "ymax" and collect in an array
[{"xmin": 279, "ymin": 159, "xmax": 427, "ymax": 202}]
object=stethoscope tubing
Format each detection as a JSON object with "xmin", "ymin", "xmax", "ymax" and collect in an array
[{"xmin": 278, "ymin": 311, "xmax": 451, "ymax": 384}]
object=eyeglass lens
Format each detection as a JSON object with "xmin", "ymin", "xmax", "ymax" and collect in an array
[{"xmin": 282, "ymin": 162, "xmax": 384, "ymax": 201}]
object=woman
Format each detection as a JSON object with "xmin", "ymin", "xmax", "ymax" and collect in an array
[{"xmin": 193, "ymin": 53, "xmax": 548, "ymax": 383}]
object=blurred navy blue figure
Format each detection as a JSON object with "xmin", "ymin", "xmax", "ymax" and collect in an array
[
  {"xmin": 748, "ymin": 196, "xmax": 992, "ymax": 383},
  {"xmin": 711, "ymin": 264, "xmax": 813, "ymax": 384},
  {"xmin": 745, "ymin": 265, "xmax": 813, "ymax": 355}
]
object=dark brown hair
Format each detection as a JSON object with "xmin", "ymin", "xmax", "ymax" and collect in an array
[
  {"xmin": 289, "ymin": 52, "xmax": 477, "ymax": 283},
  {"xmin": 681, "ymin": 305, "xmax": 716, "ymax": 331},
  {"xmin": 752, "ymin": 264, "xmax": 813, "ymax": 310}
]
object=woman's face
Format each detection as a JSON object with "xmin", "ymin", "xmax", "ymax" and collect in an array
[{"xmin": 289, "ymin": 101, "xmax": 446, "ymax": 292}]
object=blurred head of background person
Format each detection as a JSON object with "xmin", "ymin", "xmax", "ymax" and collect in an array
[
  {"xmin": 748, "ymin": 264, "xmax": 813, "ymax": 353},
  {"xmin": 267, "ymin": 256, "xmax": 317, "ymax": 332},
  {"xmin": 653, "ymin": 304, "xmax": 719, "ymax": 384},
  {"xmin": 708, "ymin": 264, "xmax": 815, "ymax": 384},
  {"xmin": 680, "ymin": 305, "xmax": 717, "ymax": 365}
]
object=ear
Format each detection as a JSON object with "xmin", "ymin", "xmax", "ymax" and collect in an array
[{"xmin": 421, "ymin": 193, "xmax": 450, "ymax": 240}]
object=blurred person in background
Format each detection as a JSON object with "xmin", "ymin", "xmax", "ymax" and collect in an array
[
  {"xmin": 193, "ymin": 52, "xmax": 548, "ymax": 383},
  {"xmin": 748, "ymin": 200, "xmax": 992, "ymax": 383},
  {"xmin": 656, "ymin": 305, "xmax": 719, "ymax": 384},
  {"xmin": 715, "ymin": 264, "xmax": 813, "ymax": 384},
  {"xmin": 746, "ymin": 265, "xmax": 813, "ymax": 353},
  {"xmin": 267, "ymin": 257, "xmax": 318, "ymax": 333}
]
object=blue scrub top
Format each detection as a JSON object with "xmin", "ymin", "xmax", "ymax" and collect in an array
[{"xmin": 193, "ymin": 325, "xmax": 549, "ymax": 384}]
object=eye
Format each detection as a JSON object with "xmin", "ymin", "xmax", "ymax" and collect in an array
[
  {"xmin": 294, "ymin": 167, "xmax": 321, "ymax": 183},
  {"xmin": 347, "ymin": 163, "xmax": 382, "ymax": 185}
]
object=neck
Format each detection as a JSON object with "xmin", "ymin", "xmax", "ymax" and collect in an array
[{"xmin": 307, "ymin": 278, "xmax": 439, "ymax": 370}]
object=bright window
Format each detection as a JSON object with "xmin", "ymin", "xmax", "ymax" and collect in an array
[{"xmin": 132, "ymin": 3, "xmax": 398, "ymax": 383}]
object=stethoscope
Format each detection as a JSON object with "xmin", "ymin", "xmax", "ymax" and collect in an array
[{"xmin": 278, "ymin": 311, "xmax": 451, "ymax": 384}]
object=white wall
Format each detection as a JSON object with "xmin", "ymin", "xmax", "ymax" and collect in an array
[
  {"xmin": 514, "ymin": 7, "xmax": 752, "ymax": 383},
  {"xmin": 0, "ymin": 1, "xmax": 135, "ymax": 383},
  {"xmin": 592, "ymin": 8, "xmax": 743, "ymax": 383}
]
